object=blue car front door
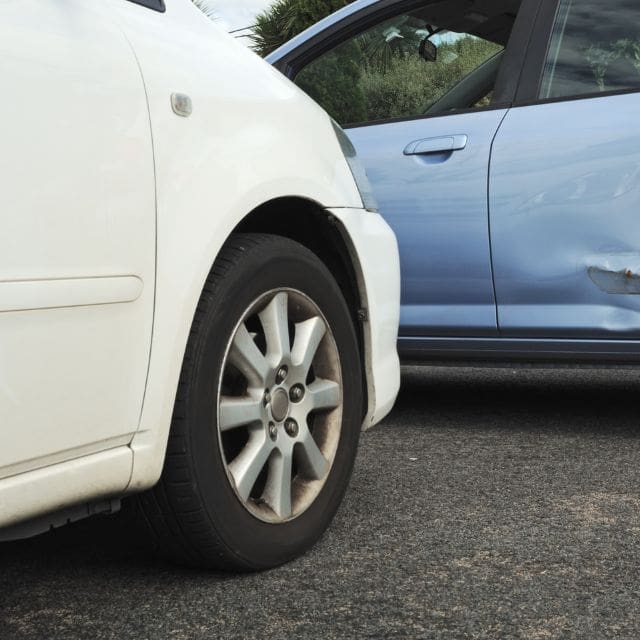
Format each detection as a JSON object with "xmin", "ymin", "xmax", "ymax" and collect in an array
[{"xmin": 347, "ymin": 109, "xmax": 506, "ymax": 339}]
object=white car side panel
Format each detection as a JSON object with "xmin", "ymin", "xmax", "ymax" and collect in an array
[
  {"xmin": 0, "ymin": 1, "xmax": 155, "ymax": 476},
  {"xmin": 109, "ymin": 0, "xmax": 369, "ymax": 491},
  {"xmin": 0, "ymin": 0, "xmax": 400, "ymax": 530}
]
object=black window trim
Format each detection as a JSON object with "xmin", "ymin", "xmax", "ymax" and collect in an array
[
  {"xmin": 513, "ymin": 0, "xmax": 559, "ymax": 104},
  {"xmin": 343, "ymin": 101, "xmax": 510, "ymax": 130},
  {"xmin": 492, "ymin": 0, "xmax": 543, "ymax": 104},
  {"xmin": 275, "ymin": 0, "xmax": 543, "ymax": 130},
  {"xmin": 127, "ymin": 0, "xmax": 166, "ymax": 12},
  {"xmin": 516, "ymin": 85, "xmax": 640, "ymax": 109}
]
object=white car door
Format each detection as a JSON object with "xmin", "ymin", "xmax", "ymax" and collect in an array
[{"xmin": 0, "ymin": 0, "xmax": 155, "ymax": 478}]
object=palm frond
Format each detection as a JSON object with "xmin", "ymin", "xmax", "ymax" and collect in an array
[{"xmin": 192, "ymin": 0, "xmax": 216, "ymax": 20}]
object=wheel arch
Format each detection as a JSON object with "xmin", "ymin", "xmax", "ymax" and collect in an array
[
  {"xmin": 234, "ymin": 196, "xmax": 369, "ymax": 417},
  {"xmin": 127, "ymin": 195, "xmax": 372, "ymax": 495}
]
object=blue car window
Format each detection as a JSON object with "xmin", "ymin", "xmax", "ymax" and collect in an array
[
  {"xmin": 294, "ymin": 12, "xmax": 503, "ymax": 127},
  {"xmin": 541, "ymin": 0, "xmax": 640, "ymax": 99}
]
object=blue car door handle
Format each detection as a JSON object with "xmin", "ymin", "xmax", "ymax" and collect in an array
[{"xmin": 403, "ymin": 134, "xmax": 468, "ymax": 156}]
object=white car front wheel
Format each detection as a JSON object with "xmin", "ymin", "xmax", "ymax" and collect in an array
[{"xmin": 137, "ymin": 233, "xmax": 362, "ymax": 570}]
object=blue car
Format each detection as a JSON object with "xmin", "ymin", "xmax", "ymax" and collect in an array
[{"xmin": 269, "ymin": 0, "xmax": 640, "ymax": 364}]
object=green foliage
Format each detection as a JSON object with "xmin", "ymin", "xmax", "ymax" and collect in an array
[
  {"xmin": 360, "ymin": 36, "xmax": 501, "ymax": 122},
  {"xmin": 252, "ymin": 0, "xmax": 502, "ymax": 125},
  {"xmin": 585, "ymin": 39, "xmax": 640, "ymax": 91},
  {"xmin": 251, "ymin": 0, "xmax": 351, "ymax": 57},
  {"xmin": 297, "ymin": 34, "xmax": 501, "ymax": 125},
  {"xmin": 585, "ymin": 44, "xmax": 620, "ymax": 91},
  {"xmin": 296, "ymin": 45, "xmax": 368, "ymax": 124}
]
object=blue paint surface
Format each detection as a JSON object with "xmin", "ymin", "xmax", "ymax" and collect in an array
[
  {"xmin": 347, "ymin": 110, "xmax": 507, "ymax": 337},
  {"xmin": 269, "ymin": 2, "xmax": 640, "ymax": 359},
  {"xmin": 490, "ymin": 93, "xmax": 640, "ymax": 338}
]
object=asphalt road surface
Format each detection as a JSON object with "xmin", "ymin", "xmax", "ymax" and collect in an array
[{"xmin": 2, "ymin": 366, "xmax": 640, "ymax": 640}]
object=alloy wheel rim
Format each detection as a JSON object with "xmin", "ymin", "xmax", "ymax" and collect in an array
[{"xmin": 217, "ymin": 288, "xmax": 343, "ymax": 523}]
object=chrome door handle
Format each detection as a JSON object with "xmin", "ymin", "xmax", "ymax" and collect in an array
[{"xmin": 403, "ymin": 134, "xmax": 468, "ymax": 156}]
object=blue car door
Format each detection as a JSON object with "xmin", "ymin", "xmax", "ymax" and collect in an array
[
  {"xmin": 270, "ymin": 0, "xmax": 537, "ymax": 354},
  {"xmin": 347, "ymin": 108, "xmax": 505, "ymax": 342},
  {"xmin": 490, "ymin": 0, "xmax": 640, "ymax": 340}
]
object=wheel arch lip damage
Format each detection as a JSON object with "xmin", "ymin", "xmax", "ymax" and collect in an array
[{"xmin": 326, "ymin": 207, "xmax": 401, "ymax": 430}]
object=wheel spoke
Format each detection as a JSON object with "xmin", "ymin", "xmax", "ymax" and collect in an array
[
  {"xmin": 229, "ymin": 323, "xmax": 270, "ymax": 388},
  {"xmin": 263, "ymin": 450, "xmax": 293, "ymax": 519},
  {"xmin": 219, "ymin": 395, "xmax": 263, "ymax": 432},
  {"xmin": 228, "ymin": 434, "xmax": 273, "ymax": 501},
  {"xmin": 291, "ymin": 316, "xmax": 326, "ymax": 378},
  {"xmin": 296, "ymin": 430, "xmax": 329, "ymax": 480},
  {"xmin": 259, "ymin": 292, "xmax": 290, "ymax": 365},
  {"xmin": 307, "ymin": 378, "xmax": 341, "ymax": 412},
  {"xmin": 219, "ymin": 287, "xmax": 342, "ymax": 523}
]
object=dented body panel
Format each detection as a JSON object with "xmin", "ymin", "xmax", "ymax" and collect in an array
[{"xmin": 490, "ymin": 94, "xmax": 640, "ymax": 338}]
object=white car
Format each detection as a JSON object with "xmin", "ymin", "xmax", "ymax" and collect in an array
[{"xmin": 0, "ymin": 0, "xmax": 400, "ymax": 570}]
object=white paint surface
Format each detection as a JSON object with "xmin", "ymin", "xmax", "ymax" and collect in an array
[{"xmin": 0, "ymin": 0, "xmax": 400, "ymax": 530}]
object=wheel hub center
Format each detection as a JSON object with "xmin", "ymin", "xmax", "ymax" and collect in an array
[{"xmin": 270, "ymin": 388, "xmax": 290, "ymax": 423}]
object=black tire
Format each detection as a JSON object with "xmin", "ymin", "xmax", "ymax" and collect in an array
[{"xmin": 135, "ymin": 233, "xmax": 362, "ymax": 570}]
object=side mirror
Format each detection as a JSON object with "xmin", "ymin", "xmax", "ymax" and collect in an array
[{"xmin": 419, "ymin": 37, "xmax": 437, "ymax": 62}]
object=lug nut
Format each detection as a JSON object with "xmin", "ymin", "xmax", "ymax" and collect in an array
[
  {"xmin": 284, "ymin": 419, "xmax": 299, "ymax": 438},
  {"xmin": 275, "ymin": 365, "xmax": 288, "ymax": 384},
  {"xmin": 263, "ymin": 390, "xmax": 271, "ymax": 406},
  {"xmin": 268, "ymin": 422, "xmax": 278, "ymax": 441},
  {"xmin": 290, "ymin": 385, "xmax": 305, "ymax": 403}
]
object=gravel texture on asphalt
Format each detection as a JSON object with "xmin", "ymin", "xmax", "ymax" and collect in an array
[{"xmin": 2, "ymin": 366, "xmax": 640, "ymax": 640}]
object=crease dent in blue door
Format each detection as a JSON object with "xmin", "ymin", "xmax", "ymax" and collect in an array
[{"xmin": 489, "ymin": 94, "xmax": 640, "ymax": 338}]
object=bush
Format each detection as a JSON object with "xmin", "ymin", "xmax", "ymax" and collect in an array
[
  {"xmin": 296, "ymin": 46, "xmax": 368, "ymax": 124},
  {"xmin": 360, "ymin": 37, "xmax": 502, "ymax": 122},
  {"xmin": 252, "ymin": 0, "xmax": 502, "ymax": 125}
]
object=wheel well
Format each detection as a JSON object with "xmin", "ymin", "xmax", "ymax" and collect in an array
[{"xmin": 234, "ymin": 197, "xmax": 368, "ymax": 416}]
